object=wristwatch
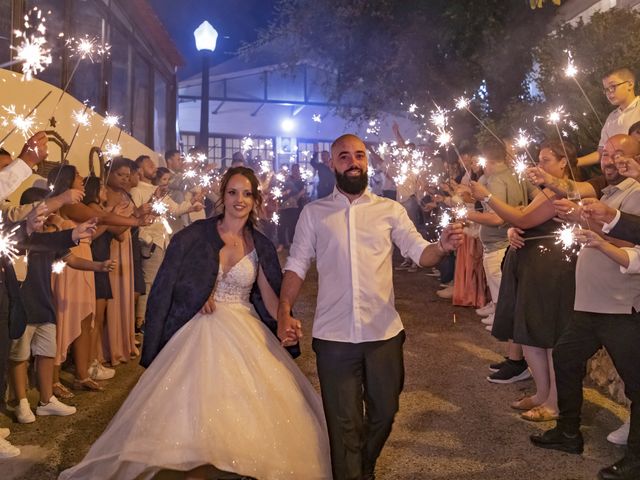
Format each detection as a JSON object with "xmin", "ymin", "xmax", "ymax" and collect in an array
[{"xmin": 482, "ymin": 193, "xmax": 493, "ymax": 203}]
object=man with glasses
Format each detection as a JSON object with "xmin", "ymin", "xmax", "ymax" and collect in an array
[{"xmin": 578, "ymin": 67, "xmax": 640, "ymax": 167}]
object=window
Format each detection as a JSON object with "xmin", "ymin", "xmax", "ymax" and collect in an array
[
  {"xmin": 154, "ymin": 72, "xmax": 167, "ymax": 151},
  {"xmin": 297, "ymin": 139, "xmax": 331, "ymax": 168},
  {"xmin": 108, "ymin": 24, "xmax": 131, "ymax": 131},
  {"xmin": 69, "ymin": 0, "xmax": 105, "ymax": 108},
  {"xmin": 180, "ymin": 133, "xmax": 197, "ymax": 155},
  {"xmin": 26, "ymin": 0, "xmax": 65, "ymax": 87},
  {"xmin": 132, "ymin": 52, "xmax": 150, "ymax": 145},
  {"xmin": 0, "ymin": 0, "xmax": 12, "ymax": 66}
]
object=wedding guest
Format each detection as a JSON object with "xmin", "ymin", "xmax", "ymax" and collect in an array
[
  {"xmin": 531, "ymin": 134, "xmax": 640, "ymax": 480},
  {"xmin": 470, "ymin": 139, "xmax": 582, "ymax": 421}
]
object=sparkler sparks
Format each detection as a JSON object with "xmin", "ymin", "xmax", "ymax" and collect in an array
[
  {"xmin": 103, "ymin": 142, "xmax": 121, "ymax": 159},
  {"xmin": 564, "ymin": 51, "xmax": 578, "ymax": 78},
  {"xmin": 0, "ymin": 216, "xmax": 20, "ymax": 263},
  {"xmin": 452, "ymin": 205, "xmax": 468, "ymax": 220},
  {"xmin": 408, "ymin": 103, "xmax": 418, "ymax": 114},
  {"xmin": 477, "ymin": 156, "xmax": 487, "ymax": 169},
  {"xmin": 103, "ymin": 114, "xmax": 119, "ymax": 128},
  {"xmin": 2, "ymin": 105, "xmax": 36, "ymax": 139},
  {"xmin": 547, "ymin": 106, "xmax": 567, "ymax": 125},
  {"xmin": 312, "ymin": 114, "xmax": 322, "ymax": 123},
  {"xmin": 514, "ymin": 155, "xmax": 528, "ymax": 179},
  {"xmin": 515, "ymin": 129, "xmax": 531, "ymax": 150},
  {"xmin": 439, "ymin": 212, "xmax": 452, "ymax": 229},
  {"xmin": 183, "ymin": 169, "xmax": 197, "ymax": 179},
  {"xmin": 52, "ymin": 260, "xmax": 67, "ymax": 274},
  {"xmin": 555, "ymin": 224, "xmax": 578, "ymax": 251},
  {"xmin": 366, "ymin": 119, "xmax": 380, "ymax": 136},
  {"xmin": 455, "ymin": 96, "xmax": 470, "ymax": 111},
  {"xmin": 241, "ymin": 136, "xmax": 254, "ymax": 152},
  {"xmin": 151, "ymin": 200, "xmax": 169, "ymax": 216},
  {"xmin": 11, "ymin": 8, "xmax": 52, "ymax": 81},
  {"xmin": 271, "ymin": 212, "xmax": 280, "ymax": 225},
  {"xmin": 72, "ymin": 108, "xmax": 91, "ymax": 127},
  {"xmin": 66, "ymin": 35, "xmax": 110, "ymax": 62}
]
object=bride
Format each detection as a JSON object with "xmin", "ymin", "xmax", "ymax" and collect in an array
[{"xmin": 59, "ymin": 167, "xmax": 331, "ymax": 480}]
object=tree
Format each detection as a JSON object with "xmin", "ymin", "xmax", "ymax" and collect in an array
[
  {"xmin": 246, "ymin": 0, "xmax": 558, "ymax": 125},
  {"xmin": 530, "ymin": 8, "xmax": 640, "ymax": 152}
]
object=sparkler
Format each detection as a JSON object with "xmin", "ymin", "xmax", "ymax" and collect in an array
[
  {"xmin": 439, "ymin": 212, "xmax": 452, "ymax": 229},
  {"xmin": 0, "ymin": 90, "xmax": 51, "ymax": 146},
  {"xmin": 477, "ymin": 156, "xmax": 487, "ymax": 169},
  {"xmin": 0, "ymin": 214, "xmax": 20, "ymax": 263},
  {"xmin": 312, "ymin": 114, "xmax": 322, "ymax": 123},
  {"xmin": 1, "ymin": 105, "xmax": 36, "ymax": 139},
  {"xmin": 0, "ymin": 8, "xmax": 53, "ymax": 81},
  {"xmin": 455, "ymin": 96, "xmax": 505, "ymax": 146},
  {"xmin": 151, "ymin": 199, "xmax": 169, "ymax": 216},
  {"xmin": 99, "ymin": 113, "xmax": 120, "ymax": 149},
  {"xmin": 271, "ymin": 212, "xmax": 280, "ymax": 225},
  {"xmin": 52, "ymin": 260, "xmax": 67, "ymax": 274},
  {"xmin": 563, "ymin": 50, "xmax": 603, "ymax": 127},
  {"xmin": 62, "ymin": 104, "xmax": 92, "ymax": 163}
]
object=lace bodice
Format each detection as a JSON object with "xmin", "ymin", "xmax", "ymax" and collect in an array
[{"xmin": 213, "ymin": 250, "xmax": 258, "ymax": 304}]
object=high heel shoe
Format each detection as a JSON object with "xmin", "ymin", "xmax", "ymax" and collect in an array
[
  {"xmin": 73, "ymin": 377, "xmax": 104, "ymax": 392},
  {"xmin": 52, "ymin": 382, "xmax": 75, "ymax": 399}
]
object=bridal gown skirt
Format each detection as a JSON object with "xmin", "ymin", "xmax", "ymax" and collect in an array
[{"xmin": 59, "ymin": 301, "xmax": 332, "ymax": 480}]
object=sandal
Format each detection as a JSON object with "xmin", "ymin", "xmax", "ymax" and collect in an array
[
  {"xmin": 52, "ymin": 382, "xmax": 75, "ymax": 399},
  {"xmin": 521, "ymin": 406, "xmax": 558, "ymax": 422},
  {"xmin": 510, "ymin": 396, "xmax": 540, "ymax": 411},
  {"xmin": 73, "ymin": 377, "xmax": 104, "ymax": 392}
]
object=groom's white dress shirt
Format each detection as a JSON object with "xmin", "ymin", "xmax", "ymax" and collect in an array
[{"xmin": 284, "ymin": 187, "xmax": 429, "ymax": 344}]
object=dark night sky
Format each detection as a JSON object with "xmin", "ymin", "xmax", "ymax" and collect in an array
[{"xmin": 148, "ymin": 0, "xmax": 277, "ymax": 79}]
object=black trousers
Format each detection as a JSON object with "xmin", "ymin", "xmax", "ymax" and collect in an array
[
  {"xmin": 278, "ymin": 208, "xmax": 299, "ymax": 246},
  {"xmin": 553, "ymin": 310, "xmax": 640, "ymax": 457},
  {"xmin": 313, "ymin": 331, "xmax": 405, "ymax": 480},
  {"xmin": 0, "ymin": 281, "xmax": 9, "ymax": 408}
]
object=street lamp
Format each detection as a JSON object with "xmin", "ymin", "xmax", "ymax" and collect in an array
[{"xmin": 194, "ymin": 21, "xmax": 218, "ymax": 152}]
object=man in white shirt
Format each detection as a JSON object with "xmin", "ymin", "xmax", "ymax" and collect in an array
[
  {"xmin": 130, "ymin": 155, "xmax": 203, "ymax": 322},
  {"xmin": 578, "ymin": 67, "xmax": 640, "ymax": 167},
  {"xmin": 277, "ymin": 134, "xmax": 463, "ymax": 480},
  {"xmin": 0, "ymin": 132, "xmax": 48, "ymax": 202}
]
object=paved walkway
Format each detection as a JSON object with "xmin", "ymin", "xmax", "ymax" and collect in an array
[{"xmin": 1, "ymin": 267, "xmax": 628, "ymax": 479}]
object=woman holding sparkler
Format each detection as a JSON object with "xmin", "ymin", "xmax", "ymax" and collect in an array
[
  {"xmin": 469, "ymin": 139, "xmax": 584, "ymax": 422},
  {"xmin": 59, "ymin": 167, "xmax": 331, "ymax": 480}
]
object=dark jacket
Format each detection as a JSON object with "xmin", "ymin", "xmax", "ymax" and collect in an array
[
  {"xmin": 140, "ymin": 216, "xmax": 298, "ymax": 368},
  {"xmin": 609, "ymin": 211, "xmax": 640, "ymax": 244}
]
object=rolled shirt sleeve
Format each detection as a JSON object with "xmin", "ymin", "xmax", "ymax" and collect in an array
[
  {"xmin": 391, "ymin": 203, "xmax": 430, "ymax": 266},
  {"xmin": 620, "ymin": 246, "xmax": 640, "ymax": 274},
  {"xmin": 601, "ymin": 209, "xmax": 621, "ymax": 234},
  {"xmin": 0, "ymin": 159, "xmax": 33, "ymax": 202},
  {"xmin": 284, "ymin": 205, "xmax": 316, "ymax": 280}
]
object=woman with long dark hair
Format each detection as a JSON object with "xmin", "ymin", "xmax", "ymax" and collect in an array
[
  {"xmin": 470, "ymin": 140, "xmax": 585, "ymax": 422},
  {"xmin": 60, "ymin": 166, "xmax": 330, "ymax": 479}
]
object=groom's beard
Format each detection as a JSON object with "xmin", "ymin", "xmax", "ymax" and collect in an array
[{"xmin": 335, "ymin": 167, "xmax": 368, "ymax": 195}]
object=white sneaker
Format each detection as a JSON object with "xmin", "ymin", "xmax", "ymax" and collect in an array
[
  {"xmin": 36, "ymin": 395, "xmax": 76, "ymax": 417},
  {"xmin": 15, "ymin": 398, "xmax": 35, "ymax": 424},
  {"xmin": 607, "ymin": 420, "xmax": 630, "ymax": 445},
  {"xmin": 475, "ymin": 303, "xmax": 495, "ymax": 317},
  {"xmin": 90, "ymin": 361, "xmax": 115, "ymax": 381},
  {"xmin": 481, "ymin": 314, "xmax": 495, "ymax": 326},
  {"xmin": 436, "ymin": 286, "xmax": 454, "ymax": 299},
  {"xmin": 0, "ymin": 438, "xmax": 20, "ymax": 459},
  {"xmin": 0, "ymin": 427, "xmax": 9, "ymax": 439}
]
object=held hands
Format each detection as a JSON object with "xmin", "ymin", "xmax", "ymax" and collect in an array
[
  {"xmin": 200, "ymin": 295, "xmax": 216, "ymax": 315},
  {"xmin": 18, "ymin": 131, "xmax": 49, "ymax": 168},
  {"xmin": 72, "ymin": 217, "xmax": 98, "ymax": 242},
  {"xmin": 507, "ymin": 227, "xmax": 525, "ymax": 249},
  {"xmin": 277, "ymin": 307, "xmax": 302, "ymax": 347},
  {"xmin": 440, "ymin": 222, "xmax": 464, "ymax": 252},
  {"xmin": 581, "ymin": 198, "xmax": 617, "ymax": 225}
]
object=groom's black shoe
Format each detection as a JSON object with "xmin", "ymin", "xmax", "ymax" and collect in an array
[
  {"xmin": 598, "ymin": 456, "xmax": 640, "ymax": 480},
  {"xmin": 530, "ymin": 427, "xmax": 583, "ymax": 454}
]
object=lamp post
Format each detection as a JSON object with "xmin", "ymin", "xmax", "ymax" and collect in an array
[{"xmin": 194, "ymin": 21, "xmax": 218, "ymax": 152}]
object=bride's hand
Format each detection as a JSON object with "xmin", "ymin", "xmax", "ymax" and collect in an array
[{"xmin": 200, "ymin": 296, "xmax": 216, "ymax": 314}]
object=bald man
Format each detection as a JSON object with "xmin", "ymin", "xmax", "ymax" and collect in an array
[
  {"xmin": 278, "ymin": 134, "xmax": 463, "ymax": 480},
  {"xmin": 530, "ymin": 134, "xmax": 640, "ymax": 480}
]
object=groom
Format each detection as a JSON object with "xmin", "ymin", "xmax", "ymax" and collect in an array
[{"xmin": 278, "ymin": 134, "xmax": 463, "ymax": 480}]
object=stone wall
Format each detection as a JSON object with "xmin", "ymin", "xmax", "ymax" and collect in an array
[{"xmin": 587, "ymin": 349, "xmax": 629, "ymax": 406}]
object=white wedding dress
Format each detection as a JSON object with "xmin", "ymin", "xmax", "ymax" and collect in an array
[{"xmin": 59, "ymin": 250, "xmax": 331, "ymax": 480}]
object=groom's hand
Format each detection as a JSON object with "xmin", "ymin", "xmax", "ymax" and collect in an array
[{"xmin": 278, "ymin": 304, "xmax": 302, "ymax": 346}]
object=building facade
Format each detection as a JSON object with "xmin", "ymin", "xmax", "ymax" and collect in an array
[{"xmin": 0, "ymin": 0, "xmax": 183, "ymax": 153}]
